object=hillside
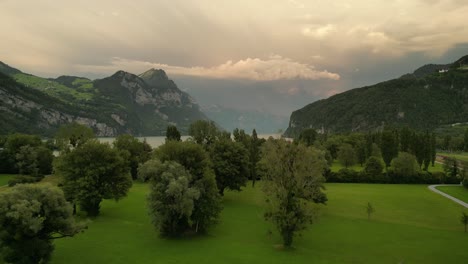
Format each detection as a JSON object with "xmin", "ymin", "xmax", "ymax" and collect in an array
[
  {"xmin": 285, "ymin": 56, "xmax": 468, "ymax": 137},
  {"xmin": 0, "ymin": 62, "xmax": 209, "ymax": 136}
]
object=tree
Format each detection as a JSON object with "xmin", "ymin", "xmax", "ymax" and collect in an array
[
  {"xmin": 297, "ymin": 128, "xmax": 317, "ymax": 146},
  {"xmin": 391, "ymin": 152, "xmax": 419, "ymax": 177},
  {"xmin": 154, "ymin": 141, "xmax": 222, "ymax": 233},
  {"xmin": 188, "ymin": 120, "xmax": 219, "ymax": 147},
  {"xmin": 210, "ymin": 139, "xmax": 249, "ymax": 195},
  {"xmin": 364, "ymin": 156, "xmax": 384, "ymax": 176},
  {"xmin": 0, "ymin": 184, "xmax": 85, "ymax": 264},
  {"xmin": 0, "ymin": 133, "xmax": 42, "ymax": 174},
  {"xmin": 143, "ymin": 160, "xmax": 200, "ymax": 236},
  {"xmin": 461, "ymin": 212, "xmax": 468, "ymax": 233},
  {"xmin": 443, "ymin": 157, "xmax": 459, "ymax": 179},
  {"xmin": 261, "ymin": 139, "xmax": 327, "ymax": 248},
  {"xmin": 166, "ymin": 125, "xmax": 181, "ymax": 142},
  {"xmin": 15, "ymin": 145, "xmax": 53, "ymax": 178},
  {"xmin": 400, "ymin": 127, "xmax": 411, "ymax": 152},
  {"xmin": 55, "ymin": 122, "xmax": 95, "ymax": 151},
  {"xmin": 249, "ymin": 129, "xmax": 262, "ymax": 187},
  {"xmin": 338, "ymin": 143, "xmax": 356, "ymax": 168},
  {"xmin": 113, "ymin": 134, "xmax": 152, "ymax": 180},
  {"xmin": 366, "ymin": 202, "xmax": 375, "ymax": 220},
  {"xmin": 381, "ymin": 129, "xmax": 398, "ymax": 169},
  {"xmin": 54, "ymin": 140, "xmax": 132, "ymax": 216}
]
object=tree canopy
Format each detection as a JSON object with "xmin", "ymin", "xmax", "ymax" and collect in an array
[
  {"xmin": 0, "ymin": 184, "xmax": 85, "ymax": 264},
  {"xmin": 260, "ymin": 139, "xmax": 327, "ymax": 247},
  {"xmin": 54, "ymin": 140, "xmax": 132, "ymax": 216}
]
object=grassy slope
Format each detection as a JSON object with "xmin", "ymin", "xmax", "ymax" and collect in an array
[
  {"xmin": 436, "ymin": 186, "xmax": 468, "ymax": 203},
  {"xmin": 50, "ymin": 183, "xmax": 468, "ymax": 264}
]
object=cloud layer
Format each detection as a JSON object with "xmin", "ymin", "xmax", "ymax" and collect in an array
[{"xmin": 76, "ymin": 56, "xmax": 340, "ymax": 81}]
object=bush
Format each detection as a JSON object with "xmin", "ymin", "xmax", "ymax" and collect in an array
[
  {"xmin": 463, "ymin": 178, "xmax": 468, "ymax": 188},
  {"xmin": 8, "ymin": 175, "xmax": 42, "ymax": 187}
]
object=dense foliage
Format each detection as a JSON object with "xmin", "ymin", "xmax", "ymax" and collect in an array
[
  {"xmin": 0, "ymin": 184, "xmax": 84, "ymax": 264},
  {"xmin": 153, "ymin": 141, "xmax": 222, "ymax": 233},
  {"xmin": 142, "ymin": 160, "xmax": 200, "ymax": 236},
  {"xmin": 260, "ymin": 139, "xmax": 327, "ymax": 247},
  {"xmin": 209, "ymin": 139, "xmax": 250, "ymax": 195},
  {"xmin": 54, "ymin": 140, "xmax": 132, "ymax": 216}
]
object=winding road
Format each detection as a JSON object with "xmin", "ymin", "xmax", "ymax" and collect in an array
[{"xmin": 428, "ymin": 184, "xmax": 468, "ymax": 208}]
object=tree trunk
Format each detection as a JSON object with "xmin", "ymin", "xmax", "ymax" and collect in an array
[{"xmin": 281, "ymin": 228, "xmax": 294, "ymax": 248}]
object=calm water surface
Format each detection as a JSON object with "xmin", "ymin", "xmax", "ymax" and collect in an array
[{"xmin": 98, "ymin": 134, "xmax": 281, "ymax": 148}]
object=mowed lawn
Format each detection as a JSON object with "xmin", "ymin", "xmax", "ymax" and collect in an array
[
  {"xmin": 436, "ymin": 185, "xmax": 468, "ymax": 203},
  {"xmin": 48, "ymin": 183, "xmax": 468, "ymax": 264}
]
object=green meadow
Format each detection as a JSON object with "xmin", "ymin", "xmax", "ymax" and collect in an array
[
  {"xmin": 0, "ymin": 174, "xmax": 14, "ymax": 187},
  {"xmin": 43, "ymin": 182, "xmax": 468, "ymax": 264},
  {"xmin": 436, "ymin": 185, "xmax": 468, "ymax": 203}
]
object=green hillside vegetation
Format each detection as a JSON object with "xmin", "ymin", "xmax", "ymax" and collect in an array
[
  {"xmin": 285, "ymin": 55, "xmax": 468, "ymax": 137},
  {"xmin": 13, "ymin": 73, "xmax": 94, "ymax": 101}
]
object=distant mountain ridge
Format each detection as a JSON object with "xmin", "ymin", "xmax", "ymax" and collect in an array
[
  {"xmin": 284, "ymin": 55, "xmax": 468, "ymax": 137},
  {"xmin": 202, "ymin": 104, "xmax": 288, "ymax": 134},
  {"xmin": 0, "ymin": 62, "xmax": 209, "ymax": 136}
]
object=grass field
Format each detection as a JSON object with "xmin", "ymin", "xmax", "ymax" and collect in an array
[
  {"xmin": 438, "ymin": 152, "xmax": 468, "ymax": 163},
  {"xmin": 436, "ymin": 185, "xmax": 468, "ymax": 204},
  {"xmin": 0, "ymin": 174, "xmax": 15, "ymax": 187},
  {"xmin": 39, "ymin": 182, "xmax": 468, "ymax": 264}
]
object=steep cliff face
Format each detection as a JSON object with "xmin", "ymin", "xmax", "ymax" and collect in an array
[{"xmin": 0, "ymin": 62, "xmax": 209, "ymax": 136}]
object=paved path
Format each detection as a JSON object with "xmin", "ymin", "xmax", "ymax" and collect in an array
[{"xmin": 428, "ymin": 184, "xmax": 468, "ymax": 208}]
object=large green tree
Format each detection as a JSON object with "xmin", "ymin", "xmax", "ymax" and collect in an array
[
  {"xmin": 142, "ymin": 160, "xmax": 200, "ymax": 236},
  {"xmin": 154, "ymin": 141, "xmax": 222, "ymax": 233},
  {"xmin": 338, "ymin": 143, "xmax": 356, "ymax": 168},
  {"xmin": 381, "ymin": 128, "xmax": 398, "ymax": 169},
  {"xmin": 260, "ymin": 139, "xmax": 327, "ymax": 248},
  {"xmin": 391, "ymin": 152, "xmax": 420, "ymax": 177},
  {"xmin": 0, "ymin": 184, "xmax": 84, "ymax": 264},
  {"xmin": 113, "ymin": 134, "xmax": 152, "ymax": 180},
  {"xmin": 166, "ymin": 125, "xmax": 182, "ymax": 142},
  {"xmin": 54, "ymin": 140, "xmax": 132, "ymax": 216},
  {"xmin": 210, "ymin": 139, "xmax": 249, "ymax": 195},
  {"xmin": 188, "ymin": 120, "xmax": 219, "ymax": 147},
  {"xmin": 55, "ymin": 122, "xmax": 95, "ymax": 151}
]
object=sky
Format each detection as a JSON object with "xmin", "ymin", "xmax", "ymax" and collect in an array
[{"xmin": 2, "ymin": 0, "xmax": 468, "ymax": 117}]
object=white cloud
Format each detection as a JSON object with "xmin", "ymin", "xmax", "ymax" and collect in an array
[
  {"xmin": 302, "ymin": 24, "xmax": 337, "ymax": 39},
  {"xmin": 75, "ymin": 56, "xmax": 340, "ymax": 81}
]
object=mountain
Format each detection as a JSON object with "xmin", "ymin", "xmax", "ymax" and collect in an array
[
  {"xmin": 202, "ymin": 104, "xmax": 288, "ymax": 134},
  {"xmin": 284, "ymin": 55, "xmax": 468, "ymax": 137},
  {"xmin": 0, "ymin": 63, "xmax": 209, "ymax": 136}
]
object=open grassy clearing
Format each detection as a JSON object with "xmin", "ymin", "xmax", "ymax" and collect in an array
[
  {"xmin": 0, "ymin": 174, "xmax": 15, "ymax": 187},
  {"xmin": 436, "ymin": 185, "xmax": 468, "ymax": 204},
  {"xmin": 438, "ymin": 152, "xmax": 468, "ymax": 162},
  {"xmin": 39, "ymin": 182, "xmax": 468, "ymax": 264}
]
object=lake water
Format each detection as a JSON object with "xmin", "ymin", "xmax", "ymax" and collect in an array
[{"xmin": 98, "ymin": 134, "xmax": 282, "ymax": 149}]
